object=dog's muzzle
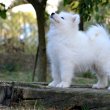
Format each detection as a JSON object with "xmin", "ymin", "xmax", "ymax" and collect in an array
[{"xmin": 50, "ymin": 13, "xmax": 55, "ymax": 18}]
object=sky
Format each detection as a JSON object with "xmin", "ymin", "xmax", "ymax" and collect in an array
[
  {"xmin": 0, "ymin": 0, "xmax": 62, "ymax": 15},
  {"xmin": 0, "ymin": 0, "xmax": 14, "ymax": 8},
  {"xmin": 46, "ymin": 0, "xmax": 62, "ymax": 14}
]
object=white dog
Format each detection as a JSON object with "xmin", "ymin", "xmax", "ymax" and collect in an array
[{"xmin": 47, "ymin": 11, "xmax": 110, "ymax": 89}]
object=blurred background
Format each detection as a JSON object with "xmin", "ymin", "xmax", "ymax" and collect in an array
[{"xmin": 0, "ymin": 0, "xmax": 109, "ymax": 83}]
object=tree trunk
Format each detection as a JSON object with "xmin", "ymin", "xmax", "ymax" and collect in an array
[
  {"xmin": 27, "ymin": 0, "xmax": 47, "ymax": 82},
  {"xmin": 32, "ymin": 45, "xmax": 39, "ymax": 81},
  {"xmin": 79, "ymin": 15, "xmax": 84, "ymax": 31},
  {"xmin": 79, "ymin": 0, "xmax": 84, "ymax": 31}
]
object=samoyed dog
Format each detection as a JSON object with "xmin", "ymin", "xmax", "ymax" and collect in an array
[{"xmin": 47, "ymin": 11, "xmax": 110, "ymax": 89}]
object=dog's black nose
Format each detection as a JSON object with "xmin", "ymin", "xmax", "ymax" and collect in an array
[
  {"xmin": 51, "ymin": 13, "xmax": 55, "ymax": 18},
  {"xmin": 51, "ymin": 13, "xmax": 55, "ymax": 16}
]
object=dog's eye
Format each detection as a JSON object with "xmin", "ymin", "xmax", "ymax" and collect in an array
[{"xmin": 61, "ymin": 17, "xmax": 64, "ymax": 20}]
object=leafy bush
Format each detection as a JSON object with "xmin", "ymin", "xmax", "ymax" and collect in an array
[{"xmin": 4, "ymin": 63, "xmax": 16, "ymax": 72}]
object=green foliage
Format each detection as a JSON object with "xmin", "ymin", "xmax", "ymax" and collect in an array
[
  {"xmin": 79, "ymin": 0, "xmax": 109, "ymax": 21},
  {"xmin": 82, "ymin": 72, "xmax": 95, "ymax": 79},
  {"xmin": 4, "ymin": 63, "xmax": 16, "ymax": 72},
  {"xmin": 63, "ymin": 0, "xmax": 109, "ymax": 22},
  {"xmin": 63, "ymin": 0, "xmax": 68, "ymax": 6},
  {"xmin": 0, "ymin": 3, "xmax": 7, "ymax": 19},
  {"xmin": 81, "ymin": 104, "xmax": 90, "ymax": 110},
  {"xmin": 0, "ymin": 71, "xmax": 33, "ymax": 82},
  {"xmin": 84, "ymin": 2, "xmax": 110, "ymax": 31},
  {"xmin": 0, "ymin": 11, "xmax": 38, "ymax": 54}
]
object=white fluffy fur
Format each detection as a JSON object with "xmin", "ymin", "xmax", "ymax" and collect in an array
[{"xmin": 47, "ymin": 12, "xmax": 110, "ymax": 89}]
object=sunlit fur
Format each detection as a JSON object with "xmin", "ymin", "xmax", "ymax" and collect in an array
[{"xmin": 47, "ymin": 12, "xmax": 110, "ymax": 89}]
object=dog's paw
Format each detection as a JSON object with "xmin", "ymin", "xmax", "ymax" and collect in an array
[
  {"xmin": 48, "ymin": 81, "xmax": 59, "ymax": 87},
  {"xmin": 92, "ymin": 83, "xmax": 107, "ymax": 89},
  {"xmin": 56, "ymin": 81, "xmax": 70, "ymax": 88}
]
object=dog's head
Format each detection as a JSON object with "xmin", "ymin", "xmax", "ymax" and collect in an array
[{"xmin": 50, "ymin": 12, "xmax": 80, "ymax": 31}]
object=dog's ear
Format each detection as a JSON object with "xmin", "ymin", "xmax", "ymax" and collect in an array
[{"xmin": 72, "ymin": 14, "xmax": 80, "ymax": 24}]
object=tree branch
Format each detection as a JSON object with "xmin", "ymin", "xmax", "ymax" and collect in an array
[{"xmin": 8, "ymin": 0, "xmax": 28, "ymax": 9}]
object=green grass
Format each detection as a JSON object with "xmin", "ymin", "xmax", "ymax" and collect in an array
[
  {"xmin": 73, "ymin": 72, "xmax": 97, "ymax": 85},
  {"xmin": 74, "ymin": 77, "xmax": 97, "ymax": 85},
  {"xmin": 0, "ymin": 71, "xmax": 33, "ymax": 82},
  {"xmin": 0, "ymin": 70, "xmax": 97, "ymax": 85}
]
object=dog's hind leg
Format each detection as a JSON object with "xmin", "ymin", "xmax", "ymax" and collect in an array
[
  {"xmin": 92, "ymin": 73, "xmax": 108, "ymax": 89},
  {"xmin": 92, "ymin": 63, "xmax": 110, "ymax": 89}
]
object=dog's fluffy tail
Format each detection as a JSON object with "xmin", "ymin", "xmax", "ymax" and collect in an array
[{"xmin": 86, "ymin": 25, "xmax": 109, "ymax": 40}]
